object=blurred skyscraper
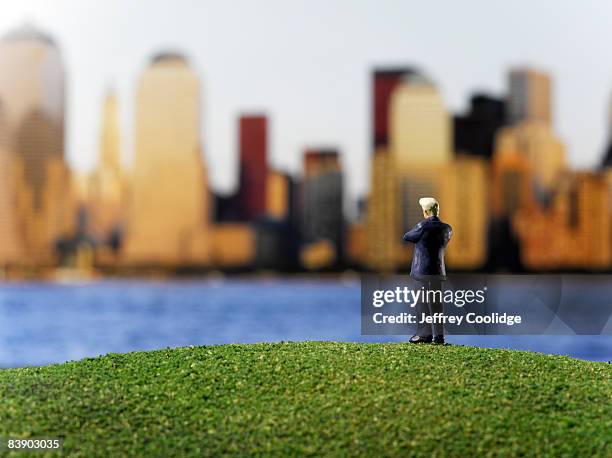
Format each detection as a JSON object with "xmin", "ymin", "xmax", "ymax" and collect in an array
[
  {"xmin": 389, "ymin": 73, "xmax": 451, "ymax": 172},
  {"xmin": 366, "ymin": 70, "xmax": 452, "ymax": 271},
  {"xmin": 299, "ymin": 149, "xmax": 344, "ymax": 269},
  {"xmin": 454, "ymin": 94, "xmax": 506, "ymax": 158},
  {"xmin": 372, "ymin": 67, "xmax": 417, "ymax": 153},
  {"xmin": 487, "ymin": 127, "xmax": 534, "ymax": 271},
  {"xmin": 88, "ymin": 90, "xmax": 126, "ymax": 256},
  {"xmin": 508, "ymin": 68, "xmax": 551, "ymax": 126},
  {"xmin": 0, "ymin": 24, "xmax": 72, "ymax": 266},
  {"xmin": 366, "ymin": 68, "xmax": 415, "ymax": 270},
  {"xmin": 255, "ymin": 170, "xmax": 298, "ymax": 271},
  {"xmin": 441, "ymin": 156, "xmax": 488, "ymax": 269},
  {"xmin": 505, "ymin": 69, "xmax": 564, "ymax": 200},
  {"xmin": 365, "ymin": 151, "xmax": 406, "ymax": 271},
  {"xmin": 390, "ymin": 73, "xmax": 451, "ymax": 233},
  {"xmin": 238, "ymin": 115, "xmax": 268, "ymax": 221},
  {"xmin": 124, "ymin": 53, "xmax": 211, "ymax": 266},
  {"xmin": 486, "ymin": 68, "xmax": 568, "ymax": 271}
]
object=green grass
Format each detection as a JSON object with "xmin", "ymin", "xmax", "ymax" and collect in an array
[{"xmin": 0, "ymin": 342, "xmax": 610, "ymax": 457}]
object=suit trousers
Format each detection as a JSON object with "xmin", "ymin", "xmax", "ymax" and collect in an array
[{"xmin": 414, "ymin": 277, "xmax": 444, "ymax": 337}]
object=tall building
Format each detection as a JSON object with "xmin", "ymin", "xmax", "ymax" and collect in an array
[
  {"xmin": 238, "ymin": 115, "xmax": 267, "ymax": 220},
  {"xmin": 256, "ymin": 171, "xmax": 299, "ymax": 270},
  {"xmin": 366, "ymin": 68, "xmax": 416, "ymax": 271},
  {"xmin": 0, "ymin": 24, "xmax": 72, "ymax": 266},
  {"xmin": 508, "ymin": 68, "xmax": 551, "ymax": 126},
  {"xmin": 372, "ymin": 67, "xmax": 417, "ymax": 151},
  {"xmin": 300, "ymin": 149, "xmax": 344, "ymax": 268},
  {"xmin": 388, "ymin": 73, "xmax": 451, "ymax": 235},
  {"xmin": 389, "ymin": 73, "xmax": 451, "ymax": 172},
  {"xmin": 364, "ymin": 151, "xmax": 406, "ymax": 271},
  {"xmin": 124, "ymin": 53, "xmax": 211, "ymax": 266},
  {"xmin": 487, "ymin": 128, "xmax": 536, "ymax": 271},
  {"xmin": 366, "ymin": 70, "xmax": 452, "ymax": 272},
  {"xmin": 454, "ymin": 93, "xmax": 507, "ymax": 158},
  {"xmin": 504, "ymin": 68, "xmax": 565, "ymax": 211},
  {"xmin": 441, "ymin": 156, "xmax": 488, "ymax": 269},
  {"xmin": 88, "ymin": 90, "xmax": 125, "ymax": 244}
]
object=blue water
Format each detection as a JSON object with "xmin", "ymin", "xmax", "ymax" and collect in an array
[{"xmin": 0, "ymin": 279, "xmax": 609, "ymax": 368}]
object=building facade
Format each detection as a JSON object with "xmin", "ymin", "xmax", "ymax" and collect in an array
[
  {"xmin": 365, "ymin": 151, "xmax": 406, "ymax": 271},
  {"xmin": 389, "ymin": 74, "xmax": 451, "ymax": 172},
  {"xmin": 372, "ymin": 67, "xmax": 417, "ymax": 151},
  {"xmin": 0, "ymin": 24, "xmax": 72, "ymax": 266},
  {"xmin": 454, "ymin": 93, "xmax": 507, "ymax": 158},
  {"xmin": 238, "ymin": 115, "xmax": 267, "ymax": 221},
  {"xmin": 441, "ymin": 156, "xmax": 488, "ymax": 269},
  {"xmin": 508, "ymin": 68, "xmax": 551, "ymax": 126},
  {"xmin": 124, "ymin": 53, "xmax": 211, "ymax": 266},
  {"xmin": 300, "ymin": 149, "xmax": 344, "ymax": 269},
  {"xmin": 88, "ymin": 91, "xmax": 125, "ymax": 246}
]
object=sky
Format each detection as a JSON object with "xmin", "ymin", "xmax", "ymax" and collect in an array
[{"xmin": 1, "ymin": 0, "xmax": 611, "ymax": 203}]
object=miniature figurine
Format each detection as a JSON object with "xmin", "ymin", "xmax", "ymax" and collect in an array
[{"xmin": 402, "ymin": 197, "xmax": 452, "ymax": 344}]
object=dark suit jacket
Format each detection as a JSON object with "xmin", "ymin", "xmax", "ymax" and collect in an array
[{"xmin": 403, "ymin": 216, "xmax": 452, "ymax": 280}]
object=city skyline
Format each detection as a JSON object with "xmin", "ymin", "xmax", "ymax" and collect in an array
[
  {"xmin": 0, "ymin": 16, "xmax": 610, "ymax": 273},
  {"xmin": 1, "ymin": 0, "xmax": 612, "ymax": 203}
]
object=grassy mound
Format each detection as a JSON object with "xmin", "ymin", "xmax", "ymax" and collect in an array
[{"xmin": 0, "ymin": 342, "xmax": 610, "ymax": 457}]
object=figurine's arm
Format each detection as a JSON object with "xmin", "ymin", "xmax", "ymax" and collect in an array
[
  {"xmin": 402, "ymin": 222, "xmax": 424, "ymax": 243},
  {"xmin": 444, "ymin": 226, "xmax": 453, "ymax": 246}
]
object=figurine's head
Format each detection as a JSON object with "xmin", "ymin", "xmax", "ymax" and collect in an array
[{"xmin": 419, "ymin": 197, "xmax": 439, "ymax": 218}]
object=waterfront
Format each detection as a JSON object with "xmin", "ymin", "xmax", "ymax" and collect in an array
[{"xmin": 0, "ymin": 279, "xmax": 609, "ymax": 367}]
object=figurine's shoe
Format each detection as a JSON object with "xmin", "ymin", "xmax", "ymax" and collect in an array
[
  {"xmin": 409, "ymin": 335, "xmax": 432, "ymax": 344},
  {"xmin": 433, "ymin": 335, "xmax": 445, "ymax": 345}
]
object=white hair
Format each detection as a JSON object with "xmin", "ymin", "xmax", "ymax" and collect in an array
[{"xmin": 419, "ymin": 197, "xmax": 439, "ymax": 216}]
